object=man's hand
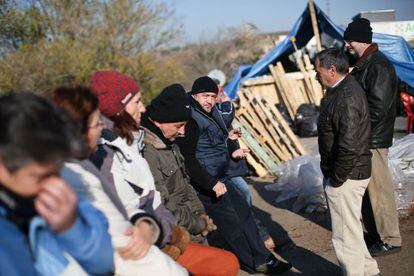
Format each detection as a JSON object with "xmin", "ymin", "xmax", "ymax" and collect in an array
[
  {"xmin": 231, "ymin": 148, "xmax": 250, "ymax": 160},
  {"xmin": 212, "ymin": 181, "xmax": 227, "ymax": 198},
  {"xmin": 118, "ymin": 220, "xmax": 153, "ymax": 260},
  {"xmin": 199, "ymin": 214, "xmax": 217, "ymax": 236},
  {"xmin": 35, "ymin": 177, "xmax": 77, "ymax": 233},
  {"xmin": 228, "ymin": 128, "xmax": 242, "ymax": 140}
]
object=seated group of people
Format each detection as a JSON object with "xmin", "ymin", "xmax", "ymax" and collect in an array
[{"xmin": 0, "ymin": 72, "xmax": 292, "ymax": 275}]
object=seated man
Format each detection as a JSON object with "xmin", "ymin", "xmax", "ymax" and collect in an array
[
  {"xmin": 142, "ymin": 84, "xmax": 218, "ymax": 241},
  {"xmin": 0, "ymin": 93, "xmax": 113, "ymax": 275},
  {"xmin": 176, "ymin": 76, "xmax": 292, "ymax": 274},
  {"xmin": 142, "ymin": 83, "xmax": 240, "ymax": 276}
]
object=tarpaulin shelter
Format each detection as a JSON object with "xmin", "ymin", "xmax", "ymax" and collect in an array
[{"xmin": 226, "ymin": 3, "xmax": 414, "ymax": 99}]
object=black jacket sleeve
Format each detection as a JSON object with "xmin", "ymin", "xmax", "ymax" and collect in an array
[
  {"xmin": 227, "ymin": 138, "xmax": 239, "ymax": 158},
  {"xmin": 176, "ymin": 119, "xmax": 218, "ymax": 191},
  {"xmin": 331, "ymin": 95, "xmax": 362, "ymax": 185},
  {"xmin": 365, "ymin": 63, "xmax": 396, "ymax": 135}
]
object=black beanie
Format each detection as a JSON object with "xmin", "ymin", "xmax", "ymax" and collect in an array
[
  {"xmin": 190, "ymin": 76, "xmax": 219, "ymax": 94},
  {"xmin": 146, "ymin": 84, "xmax": 192, "ymax": 123},
  {"xmin": 344, "ymin": 18, "xmax": 373, "ymax": 43}
]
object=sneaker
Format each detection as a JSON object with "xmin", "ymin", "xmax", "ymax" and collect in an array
[
  {"xmin": 255, "ymin": 258, "xmax": 292, "ymax": 274},
  {"xmin": 369, "ymin": 242, "xmax": 401, "ymax": 257}
]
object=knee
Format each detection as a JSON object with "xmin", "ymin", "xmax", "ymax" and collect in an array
[{"xmin": 220, "ymin": 250, "xmax": 240, "ymax": 275}]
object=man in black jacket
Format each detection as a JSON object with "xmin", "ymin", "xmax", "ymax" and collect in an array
[
  {"xmin": 176, "ymin": 76, "xmax": 292, "ymax": 274},
  {"xmin": 344, "ymin": 18, "xmax": 401, "ymax": 256},
  {"xmin": 316, "ymin": 48, "xmax": 379, "ymax": 276}
]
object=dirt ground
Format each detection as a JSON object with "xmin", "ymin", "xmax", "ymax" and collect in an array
[{"xmin": 238, "ymin": 117, "xmax": 414, "ymax": 275}]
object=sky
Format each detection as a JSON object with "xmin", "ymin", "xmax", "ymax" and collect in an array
[{"xmin": 162, "ymin": 0, "xmax": 414, "ymax": 43}]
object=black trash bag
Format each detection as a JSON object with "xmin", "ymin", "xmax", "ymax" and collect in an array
[
  {"xmin": 294, "ymin": 104, "xmax": 319, "ymax": 137},
  {"xmin": 276, "ymin": 103, "xmax": 294, "ymax": 127}
]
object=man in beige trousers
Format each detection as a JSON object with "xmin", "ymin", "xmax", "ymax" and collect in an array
[
  {"xmin": 316, "ymin": 48, "xmax": 379, "ymax": 276},
  {"xmin": 344, "ymin": 18, "xmax": 401, "ymax": 256}
]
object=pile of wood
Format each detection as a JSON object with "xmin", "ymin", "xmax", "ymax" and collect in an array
[
  {"xmin": 242, "ymin": 56, "xmax": 324, "ymax": 121},
  {"xmin": 232, "ymin": 54, "xmax": 323, "ymax": 176},
  {"xmin": 233, "ymin": 89, "xmax": 307, "ymax": 177}
]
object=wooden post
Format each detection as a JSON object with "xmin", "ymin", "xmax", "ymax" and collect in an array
[
  {"xmin": 309, "ymin": 0, "xmax": 322, "ymax": 52},
  {"xmin": 289, "ymin": 37, "xmax": 317, "ymax": 104}
]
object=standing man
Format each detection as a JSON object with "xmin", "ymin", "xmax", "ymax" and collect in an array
[
  {"xmin": 316, "ymin": 48, "xmax": 379, "ymax": 276},
  {"xmin": 344, "ymin": 17, "xmax": 401, "ymax": 256},
  {"xmin": 176, "ymin": 76, "xmax": 292, "ymax": 274}
]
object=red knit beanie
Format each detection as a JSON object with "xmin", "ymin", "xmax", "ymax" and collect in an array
[{"xmin": 90, "ymin": 71, "xmax": 139, "ymax": 117}]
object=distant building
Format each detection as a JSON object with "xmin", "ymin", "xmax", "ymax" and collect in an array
[
  {"xmin": 353, "ymin": 9, "xmax": 414, "ymax": 46},
  {"xmin": 353, "ymin": 9, "xmax": 395, "ymax": 22}
]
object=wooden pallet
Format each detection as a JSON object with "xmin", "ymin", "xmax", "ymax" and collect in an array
[{"xmin": 235, "ymin": 89, "xmax": 306, "ymax": 176}]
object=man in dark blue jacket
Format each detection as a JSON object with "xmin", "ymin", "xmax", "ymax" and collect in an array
[{"xmin": 176, "ymin": 76, "xmax": 292, "ymax": 274}]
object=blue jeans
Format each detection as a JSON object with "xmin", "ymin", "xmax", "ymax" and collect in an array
[
  {"xmin": 231, "ymin": 176, "xmax": 252, "ymax": 205},
  {"xmin": 230, "ymin": 176, "xmax": 270, "ymax": 241}
]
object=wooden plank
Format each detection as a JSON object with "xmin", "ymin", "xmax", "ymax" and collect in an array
[
  {"xmin": 277, "ymin": 63, "xmax": 305, "ymax": 113},
  {"xmin": 237, "ymin": 112, "xmax": 282, "ymax": 163},
  {"xmin": 256, "ymin": 94, "xmax": 307, "ymax": 156},
  {"xmin": 309, "ymin": 0, "xmax": 322, "ymax": 51},
  {"xmin": 251, "ymin": 94, "xmax": 299, "ymax": 158},
  {"xmin": 241, "ymin": 90, "xmax": 292, "ymax": 161},
  {"xmin": 242, "ymin": 75, "xmax": 275, "ymax": 87},
  {"xmin": 233, "ymin": 119, "xmax": 279, "ymax": 174},
  {"xmin": 269, "ymin": 64, "xmax": 295, "ymax": 119},
  {"xmin": 239, "ymin": 139, "xmax": 268, "ymax": 177},
  {"xmin": 237, "ymin": 104, "xmax": 281, "ymax": 161}
]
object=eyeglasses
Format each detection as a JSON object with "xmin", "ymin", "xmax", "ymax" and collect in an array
[{"xmin": 88, "ymin": 119, "xmax": 104, "ymax": 129}]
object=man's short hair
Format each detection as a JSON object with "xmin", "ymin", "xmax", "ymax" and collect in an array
[
  {"xmin": 0, "ymin": 93, "xmax": 82, "ymax": 171},
  {"xmin": 316, "ymin": 48, "xmax": 349, "ymax": 75}
]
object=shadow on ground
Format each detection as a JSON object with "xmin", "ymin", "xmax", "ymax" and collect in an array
[
  {"xmin": 251, "ymin": 205, "xmax": 340, "ymax": 275},
  {"xmin": 250, "ymin": 177, "xmax": 332, "ymax": 231},
  {"xmin": 244, "ymin": 178, "xmax": 339, "ymax": 275}
]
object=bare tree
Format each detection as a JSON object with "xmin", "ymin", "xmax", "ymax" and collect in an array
[{"xmin": 0, "ymin": 0, "xmax": 183, "ymax": 102}]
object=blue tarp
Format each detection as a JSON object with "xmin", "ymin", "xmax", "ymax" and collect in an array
[{"xmin": 226, "ymin": 3, "xmax": 414, "ymax": 99}]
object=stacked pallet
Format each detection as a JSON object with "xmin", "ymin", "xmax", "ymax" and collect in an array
[
  {"xmin": 242, "ymin": 57, "xmax": 324, "ymax": 121},
  {"xmin": 232, "ymin": 56, "xmax": 322, "ymax": 176},
  {"xmin": 234, "ymin": 89, "xmax": 307, "ymax": 177}
]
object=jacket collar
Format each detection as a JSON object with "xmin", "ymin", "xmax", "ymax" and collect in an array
[
  {"xmin": 355, "ymin": 43, "xmax": 379, "ymax": 69},
  {"xmin": 98, "ymin": 129, "xmax": 133, "ymax": 162},
  {"xmin": 326, "ymin": 75, "xmax": 351, "ymax": 94},
  {"xmin": 189, "ymin": 95, "xmax": 229, "ymax": 135},
  {"xmin": 141, "ymin": 113, "xmax": 172, "ymax": 149},
  {"xmin": 143, "ymin": 127, "xmax": 167, "ymax": 149}
]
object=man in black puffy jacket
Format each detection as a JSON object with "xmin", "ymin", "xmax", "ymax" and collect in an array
[
  {"xmin": 344, "ymin": 18, "xmax": 401, "ymax": 257},
  {"xmin": 316, "ymin": 48, "xmax": 379, "ymax": 276}
]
